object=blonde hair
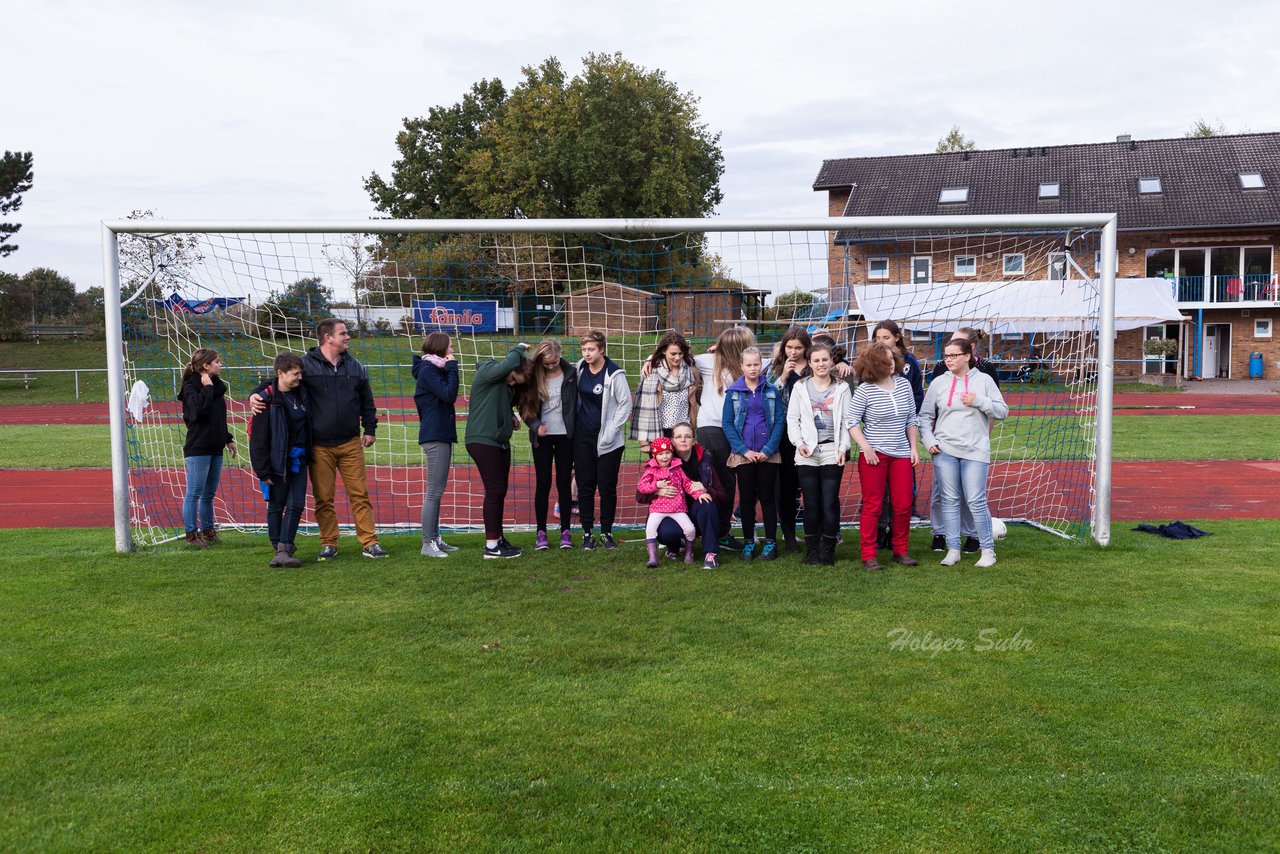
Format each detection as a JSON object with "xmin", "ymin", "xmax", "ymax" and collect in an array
[
  {"xmin": 712, "ymin": 326, "xmax": 756, "ymax": 394},
  {"xmin": 529, "ymin": 339, "xmax": 563, "ymax": 408}
]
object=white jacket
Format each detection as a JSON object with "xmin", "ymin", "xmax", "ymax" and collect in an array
[
  {"xmin": 786, "ymin": 378, "xmax": 854, "ymax": 466},
  {"xmin": 575, "ymin": 357, "xmax": 632, "ymax": 455}
]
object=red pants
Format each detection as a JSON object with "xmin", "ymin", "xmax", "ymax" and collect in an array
[{"xmin": 858, "ymin": 453, "xmax": 913, "ymax": 560}]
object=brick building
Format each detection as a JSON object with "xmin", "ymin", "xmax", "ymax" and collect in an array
[{"xmin": 814, "ymin": 133, "xmax": 1280, "ymax": 379}]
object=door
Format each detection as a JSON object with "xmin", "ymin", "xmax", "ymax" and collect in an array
[
  {"xmin": 911, "ymin": 256, "xmax": 932, "ymax": 284},
  {"xmin": 1202, "ymin": 324, "xmax": 1231, "ymax": 378}
]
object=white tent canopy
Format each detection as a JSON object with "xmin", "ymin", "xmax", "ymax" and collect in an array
[{"xmin": 853, "ymin": 278, "xmax": 1184, "ymax": 335}]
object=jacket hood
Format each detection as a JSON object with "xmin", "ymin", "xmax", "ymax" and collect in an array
[
  {"xmin": 728, "ymin": 375, "xmax": 765, "ymax": 393},
  {"xmin": 411, "ymin": 353, "xmax": 451, "ymax": 379},
  {"xmin": 580, "ymin": 356, "xmax": 622, "ymax": 378},
  {"xmin": 177, "ymin": 373, "xmax": 225, "ymax": 400}
]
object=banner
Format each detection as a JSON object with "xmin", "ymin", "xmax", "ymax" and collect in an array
[
  {"xmin": 155, "ymin": 294, "xmax": 246, "ymax": 315},
  {"xmin": 412, "ymin": 300, "xmax": 500, "ymax": 333}
]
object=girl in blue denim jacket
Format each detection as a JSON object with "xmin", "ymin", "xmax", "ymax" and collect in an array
[{"xmin": 721, "ymin": 346, "xmax": 785, "ymax": 560}]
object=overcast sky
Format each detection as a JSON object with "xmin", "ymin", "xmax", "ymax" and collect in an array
[{"xmin": 5, "ymin": 0, "xmax": 1280, "ymax": 292}]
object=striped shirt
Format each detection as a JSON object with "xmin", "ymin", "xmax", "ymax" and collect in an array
[{"xmin": 847, "ymin": 376, "xmax": 919, "ymax": 457}]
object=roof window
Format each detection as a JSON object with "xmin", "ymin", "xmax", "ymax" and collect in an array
[
  {"xmin": 1239, "ymin": 172, "xmax": 1266, "ymax": 189},
  {"xmin": 1038, "ymin": 181, "xmax": 1060, "ymax": 199},
  {"xmin": 939, "ymin": 187, "xmax": 969, "ymax": 204},
  {"xmin": 1138, "ymin": 177, "xmax": 1163, "ymax": 195}
]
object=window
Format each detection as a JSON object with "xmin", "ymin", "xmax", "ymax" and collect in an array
[
  {"xmin": 911, "ymin": 256, "xmax": 932, "ymax": 284},
  {"xmin": 1240, "ymin": 172, "xmax": 1266, "ymax": 190},
  {"xmin": 938, "ymin": 187, "xmax": 969, "ymax": 204},
  {"xmin": 1138, "ymin": 177, "xmax": 1163, "ymax": 194},
  {"xmin": 1038, "ymin": 181, "xmax": 1060, "ymax": 199},
  {"xmin": 955, "ymin": 255, "xmax": 977, "ymax": 277},
  {"xmin": 1257, "ymin": 319, "xmax": 1273, "ymax": 338},
  {"xmin": 1003, "ymin": 253, "xmax": 1025, "ymax": 275},
  {"xmin": 868, "ymin": 257, "xmax": 889, "ymax": 280},
  {"xmin": 1048, "ymin": 252, "xmax": 1068, "ymax": 281}
]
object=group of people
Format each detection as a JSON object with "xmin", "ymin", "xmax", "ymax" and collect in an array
[{"xmin": 179, "ymin": 318, "xmax": 1009, "ymax": 570}]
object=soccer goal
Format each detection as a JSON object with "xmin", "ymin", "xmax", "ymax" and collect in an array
[{"xmin": 101, "ymin": 215, "xmax": 1123, "ymax": 553}]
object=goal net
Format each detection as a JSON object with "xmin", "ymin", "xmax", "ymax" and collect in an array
[{"xmin": 103, "ymin": 217, "xmax": 1122, "ymax": 550}]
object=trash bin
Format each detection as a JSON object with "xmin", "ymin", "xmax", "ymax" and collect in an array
[{"xmin": 1249, "ymin": 352, "xmax": 1264, "ymax": 378}]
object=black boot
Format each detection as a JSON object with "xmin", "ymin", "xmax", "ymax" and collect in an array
[
  {"xmin": 802, "ymin": 535, "xmax": 820, "ymax": 565},
  {"xmin": 819, "ymin": 536, "xmax": 838, "ymax": 566},
  {"xmin": 782, "ymin": 525, "xmax": 801, "ymax": 553}
]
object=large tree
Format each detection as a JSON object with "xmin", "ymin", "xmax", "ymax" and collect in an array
[
  {"xmin": 366, "ymin": 53, "xmax": 724, "ymax": 221},
  {"xmin": 1, "ymin": 151, "xmax": 34, "ymax": 258}
]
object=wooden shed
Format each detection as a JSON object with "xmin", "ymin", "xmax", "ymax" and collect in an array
[
  {"xmin": 564, "ymin": 282, "xmax": 659, "ymax": 335},
  {"xmin": 661, "ymin": 286, "xmax": 769, "ymax": 340}
]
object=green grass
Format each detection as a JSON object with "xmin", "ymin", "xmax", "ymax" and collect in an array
[
  {"xmin": 1, "ymin": 523, "xmax": 1276, "ymax": 851},
  {"xmin": 1, "ymin": 414, "xmax": 1276, "ymax": 470}
]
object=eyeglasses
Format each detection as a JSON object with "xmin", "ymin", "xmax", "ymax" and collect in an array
[{"xmin": 943, "ymin": 353, "xmax": 967, "ymax": 360}]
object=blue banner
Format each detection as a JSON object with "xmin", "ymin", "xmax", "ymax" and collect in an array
[
  {"xmin": 155, "ymin": 293, "xmax": 246, "ymax": 315},
  {"xmin": 412, "ymin": 300, "xmax": 500, "ymax": 333}
]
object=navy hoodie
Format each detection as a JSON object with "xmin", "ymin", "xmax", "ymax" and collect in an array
[{"xmin": 412, "ymin": 355, "xmax": 460, "ymax": 444}]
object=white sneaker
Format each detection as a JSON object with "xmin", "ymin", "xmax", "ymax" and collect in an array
[
  {"xmin": 940, "ymin": 548, "xmax": 962, "ymax": 566},
  {"xmin": 975, "ymin": 548, "xmax": 997, "ymax": 568},
  {"xmin": 420, "ymin": 540, "xmax": 448, "ymax": 558}
]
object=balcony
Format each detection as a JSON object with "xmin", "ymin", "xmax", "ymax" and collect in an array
[{"xmin": 1167, "ymin": 275, "xmax": 1280, "ymax": 307}]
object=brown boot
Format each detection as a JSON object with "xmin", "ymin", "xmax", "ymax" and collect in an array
[
  {"xmin": 862, "ymin": 558, "xmax": 884, "ymax": 571},
  {"xmin": 185, "ymin": 531, "xmax": 209, "ymax": 549},
  {"xmin": 201, "ymin": 527, "xmax": 221, "ymax": 545},
  {"xmin": 891, "ymin": 553, "xmax": 919, "ymax": 567}
]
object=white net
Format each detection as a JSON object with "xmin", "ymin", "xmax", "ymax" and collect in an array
[{"xmin": 110, "ymin": 221, "xmax": 1113, "ymax": 547}]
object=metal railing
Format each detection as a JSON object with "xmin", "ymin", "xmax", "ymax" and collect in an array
[{"xmin": 1167, "ymin": 275, "xmax": 1278, "ymax": 304}]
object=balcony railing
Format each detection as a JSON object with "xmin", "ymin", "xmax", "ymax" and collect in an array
[{"xmin": 1167, "ymin": 274, "xmax": 1278, "ymax": 304}]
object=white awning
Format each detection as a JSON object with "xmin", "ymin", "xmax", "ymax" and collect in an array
[{"xmin": 853, "ymin": 278, "xmax": 1185, "ymax": 334}]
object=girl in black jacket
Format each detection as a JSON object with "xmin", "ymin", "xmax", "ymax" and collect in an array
[
  {"xmin": 412, "ymin": 332, "xmax": 460, "ymax": 558},
  {"xmin": 178, "ymin": 348, "xmax": 235, "ymax": 547}
]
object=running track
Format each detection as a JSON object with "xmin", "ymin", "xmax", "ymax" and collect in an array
[{"xmin": 1, "ymin": 395, "xmax": 1276, "ymax": 528}]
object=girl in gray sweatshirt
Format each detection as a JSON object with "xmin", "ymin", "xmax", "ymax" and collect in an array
[{"xmin": 919, "ymin": 338, "xmax": 1009, "ymax": 567}]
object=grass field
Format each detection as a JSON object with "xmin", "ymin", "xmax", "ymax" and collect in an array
[
  {"xmin": 1, "ymin": 414, "xmax": 1276, "ymax": 470},
  {"xmin": 1, "ymin": 523, "xmax": 1276, "ymax": 850}
]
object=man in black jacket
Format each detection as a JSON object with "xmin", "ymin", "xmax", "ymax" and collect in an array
[{"xmin": 251, "ymin": 319, "xmax": 388, "ymax": 559}]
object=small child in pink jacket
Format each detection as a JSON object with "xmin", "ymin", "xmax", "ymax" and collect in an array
[{"xmin": 637, "ymin": 436, "xmax": 712, "ymax": 567}]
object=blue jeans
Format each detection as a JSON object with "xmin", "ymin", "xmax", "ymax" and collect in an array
[
  {"xmin": 183, "ymin": 454, "xmax": 223, "ymax": 532},
  {"xmin": 931, "ymin": 452, "xmax": 993, "ymax": 550}
]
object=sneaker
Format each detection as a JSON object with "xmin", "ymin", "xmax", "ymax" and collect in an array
[
  {"xmin": 535, "ymin": 531, "xmax": 550, "ymax": 551},
  {"xmin": 963, "ymin": 536, "xmax": 980, "ymax": 554},
  {"xmin": 741, "ymin": 541, "xmax": 757, "ymax": 561},
  {"xmin": 702, "ymin": 553, "xmax": 718, "ymax": 569},
  {"xmin": 975, "ymin": 548, "xmax": 998, "ymax": 568},
  {"xmin": 582, "ymin": 533, "xmax": 596, "ymax": 551},
  {"xmin": 484, "ymin": 540, "xmax": 522, "ymax": 559},
  {"xmin": 941, "ymin": 548, "xmax": 962, "ymax": 567},
  {"xmin": 931, "ymin": 535, "xmax": 946, "ymax": 552},
  {"xmin": 433, "ymin": 537, "xmax": 458, "ymax": 553},
  {"xmin": 559, "ymin": 530, "xmax": 573, "ymax": 549},
  {"xmin": 732, "ymin": 506, "xmax": 742, "ymax": 522},
  {"xmin": 718, "ymin": 534, "xmax": 743, "ymax": 551},
  {"xmin": 420, "ymin": 540, "xmax": 448, "ymax": 558},
  {"xmin": 759, "ymin": 541, "xmax": 778, "ymax": 561},
  {"xmin": 600, "ymin": 533, "xmax": 618, "ymax": 551},
  {"xmin": 362, "ymin": 543, "xmax": 390, "ymax": 559},
  {"xmin": 317, "ymin": 545, "xmax": 338, "ymax": 561}
]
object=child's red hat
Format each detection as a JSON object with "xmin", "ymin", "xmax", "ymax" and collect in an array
[{"xmin": 649, "ymin": 436, "xmax": 673, "ymax": 455}]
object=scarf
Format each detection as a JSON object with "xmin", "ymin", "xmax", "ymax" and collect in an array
[{"xmin": 629, "ymin": 362, "xmax": 696, "ymax": 442}]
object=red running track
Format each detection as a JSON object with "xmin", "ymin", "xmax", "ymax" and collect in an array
[
  {"xmin": 3, "ymin": 393, "xmax": 1279, "ymax": 425},
  {"xmin": 2, "ymin": 459, "xmax": 1277, "ymax": 530}
]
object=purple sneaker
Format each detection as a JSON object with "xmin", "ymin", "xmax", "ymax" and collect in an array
[
  {"xmin": 559, "ymin": 530, "xmax": 573, "ymax": 549},
  {"xmin": 536, "ymin": 530, "xmax": 550, "ymax": 551}
]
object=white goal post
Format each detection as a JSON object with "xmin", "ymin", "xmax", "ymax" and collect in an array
[{"xmin": 102, "ymin": 214, "xmax": 1119, "ymax": 553}]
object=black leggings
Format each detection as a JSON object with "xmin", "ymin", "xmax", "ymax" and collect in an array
[
  {"xmin": 573, "ymin": 432, "xmax": 623, "ymax": 534},
  {"xmin": 777, "ymin": 434, "xmax": 800, "ymax": 540},
  {"xmin": 697, "ymin": 426, "xmax": 735, "ymax": 538},
  {"xmin": 532, "ymin": 434, "xmax": 574, "ymax": 533},
  {"xmin": 736, "ymin": 461, "xmax": 778, "ymax": 542},
  {"xmin": 466, "ymin": 442, "xmax": 511, "ymax": 539},
  {"xmin": 797, "ymin": 464, "xmax": 842, "ymax": 541}
]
